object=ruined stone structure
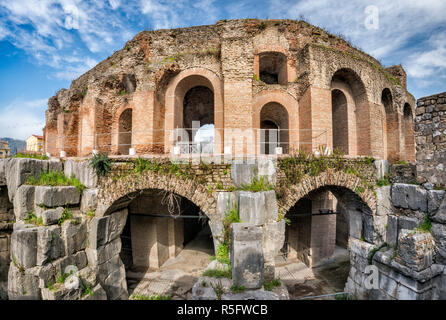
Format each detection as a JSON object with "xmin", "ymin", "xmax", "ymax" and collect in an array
[{"xmin": 43, "ymin": 19, "xmax": 415, "ymax": 162}]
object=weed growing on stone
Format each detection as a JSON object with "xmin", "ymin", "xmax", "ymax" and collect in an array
[
  {"xmin": 25, "ymin": 212, "xmax": 43, "ymax": 226},
  {"xmin": 203, "ymin": 268, "xmax": 231, "ymax": 278},
  {"xmin": 210, "ymin": 280, "xmax": 225, "ymax": 300},
  {"xmin": 26, "ymin": 171, "xmax": 85, "ymax": 191},
  {"xmin": 58, "ymin": 207, "xmax": 73, "ymax": 226},
  {"xmin": 416, "ymin": 215, "xmax": 432, "ymax": 233},
  {"xmin": 89, "ymin": 153, "xmax": 112, "ymax": 177},
  {"xmin": 130, "ymin": 294, "xmax": 172, "ymax": 300},
  {"xmin": 263, "ymin": 278, "xmax": 281, "ymax": 291},
  {"xmin": 377, "ymin": 176, "xmax": 391, "ymax": 187},
  {"xmin": 230, "ymin": 285, "xmax": 245, "ymax": 293},
  {"xmin": 239, "ymin": 176, "xmax": 274, "ymax": 192}
]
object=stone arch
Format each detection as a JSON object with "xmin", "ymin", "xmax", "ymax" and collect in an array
[
  {"xmin": 331, "ymin": 88, "xmax": 351, "ymax": 155},
  {"xmin": 382, "ymin": 88, "xmax": 400, "ymax": 162},
  {"xmin": 95, "ymin": 170, "xmax": 221, "ymax": 249},
  {"xmin": 331, "ymin": 68, "xmax": 370, "ymax": 156},
  {"xmin": 252, "ymin": 90, "xmax": 298, "ymax": 154},
  {"xmin": 164, "ymin": 68, "xmax": 224, "ymax": 154},
  {"xmin": 403, "ymin": 103, "xmax": 415, "ymax": 162}
]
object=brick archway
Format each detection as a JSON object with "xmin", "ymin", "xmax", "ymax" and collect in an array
[{"xmin": 278, "ymin": 169, "xmax": 377, "ymax": 215}]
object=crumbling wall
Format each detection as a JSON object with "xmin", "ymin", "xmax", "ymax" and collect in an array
[{"xmin": 415, "ymin": 92, "xmax": 446, "ymax": 186}]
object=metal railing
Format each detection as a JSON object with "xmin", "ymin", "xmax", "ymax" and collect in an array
[{"xmin": 42, "ymin": 128, "xmax": 329, "ymax": 158}]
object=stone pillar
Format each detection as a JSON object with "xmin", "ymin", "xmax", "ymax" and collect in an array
[{"xmin": 231, "ymin": 223, "xmax": 264, "ymax": 289}]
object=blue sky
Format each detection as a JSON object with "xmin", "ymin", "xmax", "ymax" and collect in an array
[{"xmin": 0, "ymin": 0, "xmax": 445, "ymax": 140}]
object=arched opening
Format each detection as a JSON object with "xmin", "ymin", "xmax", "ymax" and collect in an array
[
  {"xmin": 330, "ymin": 69, "xmax": 368, "ymax": 157},
  {"xmin": 403, "ymin": 103, "xmax": 415, "ymax": 162},
  {"xmin": 279, "ymin": 185, "xmax": 372, "ymax": 299},
  {"xmin": 259, "ymin": 52, "xmax": 287, "ymax": 84},
  {"xmin": 115, "ymin": 189, "xmax": 214, "ymax": 298},
  {"xmin": 118, "ymin": 109, "xmax": 132, "ymax": 155},
  {"xmin": 260, "ymin": 102, "xmax": 289, "ymax": 154},
  {"xmin": 382, "ymin": 89, "xmax": 400, "ymax": 162},
  {"xmin": 331, "ymin": 89, "xmax": 349, "ymax": 154}
]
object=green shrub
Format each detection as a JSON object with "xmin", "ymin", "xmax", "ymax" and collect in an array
[
  {"xmin": 376, "ymin": 176, "xmax": 391, "ymax": 187},
  {"xmin": 263, "ymin": 278, "xmax": 281, "ymax": 291},
  {"xmin": 230, "ymin": 285, "xmax": 245, "ymax": 293},
  {"xmin": 25, "ymin": 171, "xmax": 85, "ymax": 191},
  {"xmin": 416, "ymin": 215, "xmax": 432, "ymax": 233},
  {"xmin": 25, "ymin": 212, "xmax": 43, "ymax": 226},
  {"xmin": 216, "ymin": 243, "xmax": 230, "ymax": 265},
  {"xmin": 203, "ymin": 268, "xmax": 231, "ymax": 278},
  {"xmin": 89, "ymin": 153, "xmax": 112, "ymax": 177},
  {"xmin": 239, "ymin": 176, "xmax": 274, "ymax": 192}
]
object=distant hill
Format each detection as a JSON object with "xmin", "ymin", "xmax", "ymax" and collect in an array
[{"xmin": 0, "ymin": 137, "xmax": 26, "ymax": 156}]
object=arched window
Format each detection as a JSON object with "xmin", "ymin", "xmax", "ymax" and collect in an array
[
  {"xmin": 259, "ymin": 52, "xmax": 287, "ymax": 84},
  {"xmin": 331, "ymin": 89, "xmax": 349, "ymax": 154},
  {"xmin": 260, "ymin": 102, "xmax": 289, "ymax": 154},
  {"xmin": 118, "ymin": 109, "xmax": 132, "ymax": 155},
  {"xmin": 403, "ymin": 103, "xmax": 415, "ymax": 162}
]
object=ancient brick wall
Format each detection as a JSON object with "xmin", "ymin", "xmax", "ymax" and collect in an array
[{"xmin": 415, "ymin": 92, "xmax": 446, "ymax": 186}]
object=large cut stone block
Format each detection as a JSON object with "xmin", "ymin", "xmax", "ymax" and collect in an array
[
  {"xmin": 34, "ymin": 186, "xmax": 80, "ymax": 207},
  {"xmin": 107, "ymin": 209, "xmax": 128, "ymax": 242},
  {"xmin": 61, "ymin": 220, "xmax": 87, "ymax": 255},
  {"xmin": 97, "ymin": 255, "xmax": 128, "ymax": 300},
  {"xmin": 231, "ymin": 223, "xmax": 264, "ymax": 289},
  {"xmin": 37, "ymin": 225, "xmax": 63, "ymax": 266},
  {"xmin": 431, "ymin": 194, "xmax": 446, "ymax": 224},
  {"xmin": 263, "ymin": 190, "xmax": 279, "ymax": 223},
  {"xmin": 11, "ymin": 227, "xmax": 38, "ymax": 269},
  {"xmin": 64, "ymin": 160, "xmax": 98, "ymax": 188},
  {"xmin": 238, "ymin": 191, "xmax": 265, "ymax": 226},
  {"xmin": 262, "ymin": 220, "xmax": 285, "ymax": 280},
  {"xmin": 396, "ymin": 230, "xmax": 433, "ymax": 272},
  {"xmin": 13, "ymin": 185, "xmax": 35, "ymax": 220},
  {"xmin": 391, "ymin": 184, "xmax": 428, "ymax": 212},
  {"xmin": 5, "ymin": 158, "xmax": 49, "ymax": 202},
  {"xmin": 231, "ymin": 163, "xmax": 256, "ymax": 188},
  {"xmin": 256, "ymin": 159, "xmax": 276, "ymax": 186},
  {"xmin": 386, "ymin": 215, "xmax": 398, "ymax": 247},
  {"xmin": 40, "ymin": 207, "xmax": 64, "ymax": 226},
  {"xmin": 217, "ymin": 192, "xmax": 238, "ymax": 217},
  {"xmin": 374, "ymin": 160, "xmax": 389, "ymax": 180},
  {"xmin": 427, "ymin": 190, "xmax": 445, "ymax": 215},
  {"xmin": 88, "ymin": 216, "xmax": 110, "ymax": 249},
  {"xmin": 80, "ymin": 188, "xmax": 99, "ymax": 213},
  {"xmin": 8, "ymin": 264, "xmax": 41, "ymax": 300},
  {"xmin": 86, "ymin": 238, "xmax": 122, "ymax": 266},
  {"xmin": 376, "ymin": 186, "xmax": 391, "ymax": 216},
  {"xmin": 431, "ymin": 223, "xmax": 446, "ymax": 264}
]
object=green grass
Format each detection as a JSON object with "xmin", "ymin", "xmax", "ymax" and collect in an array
[
  {"xmin": 230, "ymin": 285, "xmax": 245, "ymax": 294},
  {"xmin": 263, "ymin": 278, "xmax": 281, "ymax": 291},
  {"xmin": 25, "ymin": 212, "xmax": 43, "ymax": 226},
  {"xmin": 13, "ymin": 152, "xmax": 49, "ymax": 160},
  {"xmin": 58, "ymin": 207, "xmax": 73, "ymax": 226},
  {"xmin": 203, "ymin": 268, "xmax": 232, "ymax": 278},
  {"xmin": 416, "ymin": 215, "xmax": 432, "ymax": 233},
  {"xmin": 216, "ymin": 243, "xmax": 230, "ymax": 265},
  {"xmin": 130, "ymin": 294, "xmax": 172, "ymax": 300},
  {"xmin": 25, "ymin": 170, "xmax": 85, "ymax": 191},
  {"xmin": 376, "ymin": 177, "xmax": 391, "ymax": 187},
  {"xmin": 89, "ymin": 153, "xmax": 112, "ymax": 177},
  {"xmin": 239, "ymin": 176, "xmax": 274, "ymax": 192}
]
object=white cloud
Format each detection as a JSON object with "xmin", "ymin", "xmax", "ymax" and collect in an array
[{"xmin": 0, "ymin": 98, "xmax": 47, "ymax": 140}]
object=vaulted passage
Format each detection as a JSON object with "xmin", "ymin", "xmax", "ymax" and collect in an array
[
  {"xmin": 117, "ymin": 189, "xmax": 214, "ymax": 298},
  {"xmin": 278, "ymin": 185, "xmax": 372, "ymax": 299},
  {"xmin": 118, "ymin": 109, "xmax": 132, "ymax": 155},
  {"xmin": 382, "ymin": 88, "xmax": 399, "ymax": 162},
  {"xmin": 403, "ymin": 103, "xmax": 415, "ymax": 162}
]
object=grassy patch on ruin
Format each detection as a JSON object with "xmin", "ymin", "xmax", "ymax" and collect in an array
[
  {"xmin": 203, "ymin": 268, "xmax": 232, "ymax": 278},
  {"xmin": 58, "ymin": 207, "xmax": 73, "ymax": 226},
  {"xmin": 230, "ymin": 285, "xmax": 246, "ymax": 294},
  {"xmin": 263, "ymin": 278, "xmax": 281, "ymax": 291},
  {"xmin": 24, "ymin": 212, "xmax": 43, "ymax": 226},
  {"xmin": 13, "ymin": 152, "xmax": 49, "ymax": 160},
  {"xmin": 129, "ymin": 294, "xmax": 172, "ymax": 300},
  {"xmin": 415, "ymin": 215, "xmax": 432, "ymax": 233},
  {"xmin": 238, "ymin": 176, "xmax": 274, "ymax": 192},
  {"xmin": 25, "ymin": 170, "xmax": 85, "ymax": 191}
]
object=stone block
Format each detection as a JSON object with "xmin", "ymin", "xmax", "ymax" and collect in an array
[
  {"xmin": 34, "ymin": 186, "xmax": 80, "ymax": 207},
  {"xmin": 61, "ymin": 220, "xmax": 87, "ymax": 255},
  {"xmin": 216, "ymin": 192, "xmax": 237, "ymax": 217},
  {"xmin": 391, "ymin": 184, "xmax": 428, "ymax": 212},
  {"xmin": 107, "ymin": 209, "xmax": 128, "ymax": 242},
  {"xmin": 5, "ymin": 158, "xmax": 48, "ymax": 202},
  {"xmin": 86, "ymin": 238, "xmax": 122, "ymax": 266},
  {"xmin": 231, "ymin": 223, "xmax": 264, "ymax": 289},
  {"xmin": 263, "ymin": 190, "xmax": 279, "ymax": 223},
  {"xmin": 231, "ymin": 163, "xmax": 256, "ymax": 188},
  {"xmin": 431, "ymin": 222, "xmax": 446, "ymax": 264},
  {"xmin": 97, "ymin": 255, "xmax": 127, "ymax": 300},
  {"xmin": 431, "ymin": 194, "xmax": 446, "ymax": 223},
  {"xmin": 256, "ymin": 159, "xmax": 276, "ymax": 186},
  {"xmin": 397, "ymin": 230, "xmax": 434, "ymax": 272},
  {"xmin": 37, "ymin": 225, "xmax": 63, "ymax": 266},
  {"xmin": 427, "ymin": 190, "xmax": 445, "ymax": 215},
  {"xmin": 80, "ymin": 188, "xmax": 99, "ymax": 213},
  {"xmin": 11, "ymin": 227, "xmax": 38, "ymax": 269},
  {"xmin": 349, "ymin": 238, "xmax": 375, "ymax": 259},
  {"xmin": 398, "ymin": 216, "xmax": 419, "ymax": 234},
  {"xmin": 40, "ymin": 207, "xmax": 64, "ymax": 226},
  {"xmin": 81, "ymin": 284, "xmax": 107, "ymax": 300},
  {"xmin": 64, "ymin": 160, "xmax": 98, "ymax": 188},
  {"xmin": 7, "ymin": 264, "xmax": 41, "ymax": 300},
  {"xmin": 386, "ymin": 215, "xmax": 398, "ymax": 247},
  {"xmin": 376, "ymin": 186, "xmax": 391, "ymax": 216},
  {"xmin": 374, "ymin": 160, "xmax": 389, "ymax": 180},
  {"xmin": 0, "ymin": 159, "xmax": 6, "ymax": 186},
  {"xmin": 88, "ymin": 216, "xmax": 110, "ymax": 249},
  {"xmin": 13, "ymin": 185, "xmax": 35, "ymax": 220},
  {"xmin": 238, "ymin": 191, "xmax": 265, "ymax": 226}
]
